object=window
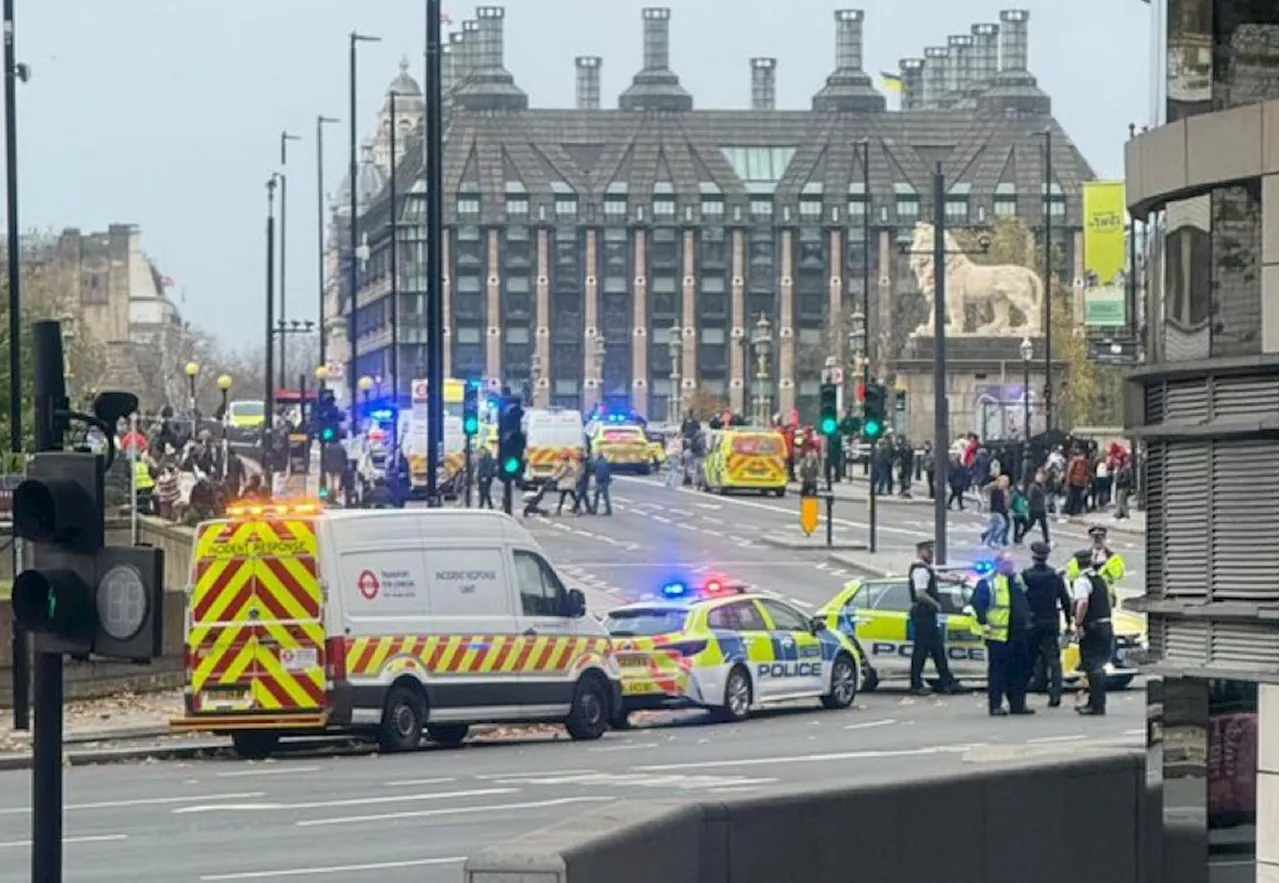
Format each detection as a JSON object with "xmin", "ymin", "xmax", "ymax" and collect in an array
[
  {"xmin": 855, "ymin": 580, "xmax": 912, "ymax": 611},
  {"xmin": 799, "ymin": 199, "xmax": 822, "ymax": 221},
  {"xmin": 993, "ymin": 198, "xmax": 1017, "ymax": 218},
  {"xmin": 700, "ymin": 275, "xmax": 726, "ymax": 294},
  {"xmin": 455, "ymin": 325, "xmax": 482, "ymax": 345},
  {"xmin": 603, "ymin": 608, "xmax": 689, "ymax": 637},
  {"xmin": 705, "ymin": 599, "xmax": 769, "ymax": 631},
  {"xmin": 454, "ymin": 274, "xmax": 481, "ymax": 294},
  {"xmin": 945, "ymin": 198, "xmax": 969, "ymax": 225},
  {"xmin": 651, "ymin": 275, "xmax": 676, "ymax": 294},
  {"xmin": 456, "ymin": 196, "xmax": 480, "ymax": 216},
  {"xmin": 760, "ymin": 600, "xmax": 811, "ymax": 633},
  {"xmin": 895, "ymin": 188, "xmax": 920, "ymax": 223},
  {"xmin": 797, "ymin": 327, "xmax": 822, "ymax": 347},
  {"xmin": 750, "ymin": 199, "xmax": 773, "ymax": 219},
  {"xmin": 555, "ymin": 197, "xmax": 578, "ymax": 220},
  {"xmin": 505, "ymin": 197, "xmax": 529, "ymax": 219},
  {"xmin": 505, "ymin": 275, "xmax": 531, "ymax": 294},
  {"xmin": 653, "ymin": 199, "xmax": 676, "ymax": 219},
  {"xmin": 505, "ymin": 326, "xmax": 530, "ymax": 344},
  {"xmin": 719, "ymin": 146, "xmax": 797, "ymax": 184},
  {"xmin": 701, "ymin": 327, "xmax": 726, "ymax": 345},
  {"xmin": 701, "ymin": 199, "xmax": 724, "ymax": 218},
  {"xmin": 513, "ymin": 550, "xmax": 565, "ymax": 617},
  {"xmin": 604, "ymin": 198, "xmax": 627, "ymax": 220}
]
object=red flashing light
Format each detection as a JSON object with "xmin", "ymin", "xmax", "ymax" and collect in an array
[{"xmin": 704, "ymin": 580, "xmax": 723, "ymax": 594}]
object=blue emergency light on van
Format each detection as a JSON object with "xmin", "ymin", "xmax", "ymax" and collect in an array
[
  {"xmin": 972, "ymin": 559, "xmax": 995, "ymax": 575},
  {"xmin": 661, "ymin": 581, "xmax": 689, "ymax": 598}
]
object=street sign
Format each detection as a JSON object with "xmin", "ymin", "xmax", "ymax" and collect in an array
[
  {"xmin": 799, "ymin": 495, "xmax": 820, "ymax": 536},
  {"xmin": 325, "ymin": 362, "xmax": 345, "ymax": 380}
]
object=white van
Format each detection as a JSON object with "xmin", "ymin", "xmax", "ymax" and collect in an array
[
  {"xmin": 172, "ymin": 505, "xmax": 621, "ymax": 758},
  {"xmin": 524, "ymin": 408, "xmax": 586, "ymax": 483}
]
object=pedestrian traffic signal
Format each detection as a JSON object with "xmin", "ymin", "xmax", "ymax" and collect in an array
[
  {"xmin": 863, "ymin": 383, "xmax": 886, "ymax": 440},
  {"xmin": 498, "ymin": 397, "xmax": 526, "ymax": 482},
  {"xmin": 463, "ymin": 381, "xmax": 480, "ymax": 436},
  {"xmin": 11, "ymin": 451, "xmax": 164, "ymax": 660},
  {"xmin": 819, "ymin": 383, "xmax": 839, "ymax": 436},
  {"xmin": 315, "ymin": 389, "xmax": 343, "ymax": 442}
]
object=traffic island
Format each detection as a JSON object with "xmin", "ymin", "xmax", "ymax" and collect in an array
[{"xmin": 760, "ymin": 534, "xmax": 868, "ymax": 552}]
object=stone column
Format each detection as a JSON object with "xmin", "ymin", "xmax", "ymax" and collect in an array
[
  {"xmin": 828, "ymin": 227, "xmax": 844, "ymax": 363},
  {"xmin": 583, "ymin": 229, "xmax": 600, "ymax": 410},
  {"xmin": 1071, "ymin": 228, "xmax": 1086, "ymax": 325},
  {"xmin": 631, "ymin": 228, "xmax": 649, "ymax": 418},
  {"xmin": 876, "ymin": 229, "xmax": 893, "ymax": 379},
  {"xmin": 681, "ymin": 229, "xmax": 698, "ymax": 413},
  {"xmin": 1259, "ymin": 684, "xmax": 1279, "ymax": 883},
  {"xmin": 535, "ymin": 228, "xmax": 551, "ymax": 407},
  {"xmin": 485, "ymin": 229, "xmax": 502, "ymax": 390},
  {"xmin": 778, "ymin": 229, "xmax": 796, "ymax": 417},
  {"xmin": 442, "ymin": 228, "xmax": 453, "ymax": 379},
  {"xmin": 730, "ymin": 229, "xmax": 746, "ymax": 413}
]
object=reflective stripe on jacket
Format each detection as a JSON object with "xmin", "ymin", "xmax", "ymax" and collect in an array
[
  {"xmin": 134, "ymin": 460, "xmax": 155, "ymax": 491},
  {"xmin": 985, "ymin": 576, "xmax": 1011, "ymax": 643}
]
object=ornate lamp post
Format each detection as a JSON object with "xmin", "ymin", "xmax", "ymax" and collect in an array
[
  {"xmin": 357, "ymin": 374, "xmax": 374, "ymax": 434},
  {"xmin": 1020, "ymin": 335, "xmax": 1034, "ymax": 482},
  {"xmin": 529, "ymin": 354, "xmax": 543, "ymax": 406},
  {"xmin": 314, "ymin": 363, "xmax": 329, "ymax": 391},
  {"xmin": 667, "ymin": 320, "xmax": 682, "ymax": 425},
  {"xmin": 216, "ymin": 374, "xmax": 233, "ymax": 477},
  {"xmin": 751, "ymin": 313, "xmax": 773, "ymax": 427},
  {"xmin": 589, "ymin": 334, "xmax": 607, "ymax": 415},
  {"xmin": 184, "ymin": 361, "xmax": 200, "ymax": 416}
]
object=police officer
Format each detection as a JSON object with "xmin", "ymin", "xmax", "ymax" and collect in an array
[
  {"xmin": 1065, "ymin": 524, "xmax": 1126, "ymax": 605},
  {"xmin": 1021, "ymin": 541, "xmax": 1073, "ymax": 707},
  {"xmin": 906, "ymin": 539, "xmax": 962, "ymax": 696},
  {"xmin": 971, "ymin": 551, "xmax": 1033, "ymax": 716},
  {"xmin": 1070, "ymin": 548, "xmax": 1113, "ymax": 716}
]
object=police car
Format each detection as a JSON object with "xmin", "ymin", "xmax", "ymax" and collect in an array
[
  {"xmin": 603, "ymin": 579, "xmax": 862, "ymax": 725},
  {"xmin": 816, "ymin": 563, "xmax": 1147, "ymax": 692}
]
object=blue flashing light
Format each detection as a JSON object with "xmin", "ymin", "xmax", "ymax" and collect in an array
[
  {"xmin": 661, "ymin": 581, "xmax": 689, "ymax": 598},
  {"xmin": 972, "ymin": 559, "xmax": 996, "ymax": 575},
  {"xmin": 321, "ymin": 427, "xmax": 336, "ymax": 441},
  {"xmin": 370, "ymin": 408, "xmax": 396, "ymax": 422}
]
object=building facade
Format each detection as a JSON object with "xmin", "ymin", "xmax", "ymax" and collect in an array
[
  {"xmin": 1124, "ymin": 0, "xmax": 1278, "ymax": 880},
  {"xmin": 329, "ymin": 6, "xmax": 1097, "ymax": 430}
]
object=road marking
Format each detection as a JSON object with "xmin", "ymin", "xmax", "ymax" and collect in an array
[
  {"xmin": 702, "ymin": 528, "xmax": 724, "ymax": 537},
  {"xmin": 173, "ymin": 787, "xmax": 517, "ymax": 814},
  {"xmin": 1026, "ymin": 734, "xmax": 1089, "ymax": 744},
  {"xmin": 199, "ymin": 856, "xmax": 467, "ymax": 881},
  {"xmin": 474, "ymin": 767, "xmax": 595, "ymax": 780},
  {"xmin": 215, "ymin": 765, "xmax": 322, "ymax": 779},
  {"xmin": 488, "ymin": 771, "xmax": 778, "ymax": 790},
  {"xmin": 694, "ymin": 502, "xmax": 722, "ymax": 510},
  {"xmin": 700, "ymin": 515, "xmax": 725, "ymax": 525},
  {"xmin": 382, "ymin": 776, "xmax": 458, "ymax": 787},
  {"xmin": 1122, "ymin": 728, "xmax": 1146, "ymax": 737},
  {"xmin": 0, "ymin": 834, "xmax": 129, "ymax": 850},
  {"xmin": 843, "ymin": 718, "xmax": 898, "ymax": 731},
  {"xmin": 552, "ymin": 522, "xmax": 572, "ymax": 531},
  {"xmin": 667, "ymin": 508, "xmax": 694, "ymax": 517},
  {"xmin": 296, "ymin": 796, "xmax": 614, "ymax": 828},
  {"xmin": 587, "ymin": 741, "xmax": 660, "ymax": 752},
  {"xmin": 651, "ymin": 514, "xmax": 672, "ymax": 524},
  {"xmin": 728, "ymin": 535, "xmax": 750, "ymax": 545},
  {"xmin": 572, "ymin": 529, "xmax": 596, "ymax": 539},
  {"xmin": 677, "ymin": 522, "xmax": 699, "ymax": 531},
  {"xmin": 633, "ymin": 744, "xmax": 985, "ymax": 772},
  {"xmin": 0, "ymin": 791, "xmax": 267, "ymax": 816}
]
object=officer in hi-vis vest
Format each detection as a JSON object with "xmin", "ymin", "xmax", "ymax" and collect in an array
[{"xmin": 971, "ymin": 551, "xmax": 1033, "ymax": 716}]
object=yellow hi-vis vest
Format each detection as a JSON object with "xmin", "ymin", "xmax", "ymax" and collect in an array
[
  {"xmin": 1066, "ymin": 552, "xmax": 1125, "ymax": 605},
  {"xmin": 984, "ymin": 576, "xmax": 1011, "ymax": 643},
  {"xmin": 133, "ymin": 460, "xmax": 155, "ymax": 491}
]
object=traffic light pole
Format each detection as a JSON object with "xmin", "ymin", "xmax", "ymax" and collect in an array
[
  {"xmin": 463, "ymin": 434, "xmax": 473, "ymax": 508},
  {"xmin": 502, "ymin": 478, "xmax": 513, "ymax": 516},
  {"xmin": 930, "ymin": 166, "xmax": 949, "ymax": 566}
]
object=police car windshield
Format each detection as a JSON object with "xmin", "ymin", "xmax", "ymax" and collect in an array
[{"xmin": 603, "ymin": 608, "xmax": 689, "ymax": 637}]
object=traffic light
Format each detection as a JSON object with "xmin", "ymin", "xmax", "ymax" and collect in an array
[
  {"xmin": 863, "ymin": 382, "xmax": 886, "ymax": 440},
  {"xmin": 498, "ymin": 396, "xmax": 525, "ymax": 480},
  {"xmin": 463, "ymin": 381, "xmax": 480, "ymax": 436},
  {"xmin": 11, "ymin": 451, "xmax": 164, "ymax": 660},
  {"xmin": 315, "ymin": 389, "xmax": 342, "ymax": 442},
  {"xmin": 819, "ymin": 383, "xmax": 839, "ymax": 436}
]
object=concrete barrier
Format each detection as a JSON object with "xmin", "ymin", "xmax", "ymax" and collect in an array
[
  {"xmin": 466, "ymin": 747, "xmax": 1148, "ymax": 883},
  {"xmin": 0, "ymin": 516, "xmax": 196, "ymax": 707}
]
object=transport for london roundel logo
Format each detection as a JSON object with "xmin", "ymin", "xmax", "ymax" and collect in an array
[{"xmin": 357, "ymin": 569, "xmax": 380, "ymax": 600}]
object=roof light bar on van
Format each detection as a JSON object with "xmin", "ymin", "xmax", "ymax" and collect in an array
[{"xmin": 225, "ymin": 500, "xmax": 323, "ymax": 519}]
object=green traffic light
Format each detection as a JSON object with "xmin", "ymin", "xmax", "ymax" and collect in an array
[
  {"xmin": 502, "ymin": 457, "xmax": 520, "ymax": 476},
  {"xmin": 820, "ymin": 417, "xmax": 838, "ymax": 435},
  {"xmin": 864, "ymin": 419, "xmax": 882, "ymax": 438},
  {"xmin": 464, "ymin": 417, "xmax": 479, "ymax": 435},
  {"xmin": 321, "ymin": 427, "xmax": 335, "ymax": 441}
]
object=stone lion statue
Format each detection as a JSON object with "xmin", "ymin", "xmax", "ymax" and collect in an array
[{"xmin": 908, "ymin": 222, "xmax": 1044, "ymax": 336}]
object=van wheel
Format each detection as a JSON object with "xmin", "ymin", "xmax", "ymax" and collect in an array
[
  {"xmin": 715, "ymin": 665, "xmax": 752, "ymax": 722},
  {"xmin": 1105, "ymin": 674, "xmax": 1136, "ymax": 691},
  {"xmin": 231, "ymin": 731, "xmax": 279, "ymax": 760},
  {"xmin": 379, "ymin": 684, "xmax": 426, "ymax": 752},
  {"xmin": 822, "ymin": 653, "xmax": 858, "ymax": 710},
  {"xmin": 565, "ymin": 674, "xmax": 610, "ymax": 741},
  {"xmin": 426, "ymin": 724, "xmax": 470, "ymax": 747},
  {"xmin": 774, "ymin": 487, "xmax": 786, "ymax": 498}
]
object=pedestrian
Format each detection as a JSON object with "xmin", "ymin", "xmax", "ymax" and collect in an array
[
  {"xmin": 1024, "ymin": 469, "xmax": 1052, "ymax": 545},
  {"xmin": 906, "ymin": 539, "xmax": 962, "ymax": 696},
  {"xmin": 896, "ymin": 438, "xmax": 913, "ymax": 498},
  {"xmin": 476, "ymin": 447, "xmax": 496, "ymax": 509},
  {"xmin": 553, "ymin": 455, "xmax": 578, "ymax": 516},
  {"xmin": 946, "ymin": 454, "xmax": 968, "ymax": 510},
  {"xmin": 573, "ymin": 454, "xmax": 593, "ymax": 515},
  {"xmin": 971, "ymin": 551, "xmax": 1034, "ymax": 716},
  {"xmin": 921, "ymin": 441, "xmax": 935, "ymax": 499},
  {"xmin": 1112, "ymin": 457, "xmax": 1134, "ymax": 521},
  {"xmin": 591, "ymin": 451, "xmax": 613, "ymax": 515},
  {"xmin": 1065, "ymin": 449, "xmax": 1090, "ymax": 516},
  {"xmin": 1069, "ymin": 549, "xmax": 1113, "ymax": 716},
  {"xmin": 1065, "ymin": 525, "xmax": 1127, "ymax": 606},
  {"xmin": 1021, "ymin": 541, "xmax": 1073, "ymax": 708},
  {"xmin": 981, "ymin": 474, "xmax": 1010, "ymax": 547},
  {"xmin": 664, "ymin": 433, "xmax": 683, "ymax": 489},
  {"xmin": 1010, "ymin": 480, "xmax": 1030, "ymax": 544}
]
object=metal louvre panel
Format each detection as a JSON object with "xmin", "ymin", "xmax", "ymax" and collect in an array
[
  {"xmin": 1164, "ymin": 378, "xmax": 1210, "ymax": 422},
  {"xmin": 1210, "ymin": 439, "xmax": 1280, "ymax": 601},
  {"xmin": 1145, "ymin": 445, "xmax": 1166, "ymax": 597},
  {"xmin": 1147, "ymin": 616, "xmax": 1166, "ymax": 660},
  {"xmin": 1162, "ymin": 619, "xmax": 1210, "ymax": 667},
  {"xmin": 1210, "ymin": 620, "xmax": 1280, "ymax": 670},
  {"xmin": 1163, "ymin": 443, "xmax": 1211, "ymax": 598},
  {"xmin": 1212, "ymin": 373, "xmax": 1279, "ymax": 419},
  {"xmin": 1144, "ymin": 382, "xmax": 1166, "ymax": 424}
]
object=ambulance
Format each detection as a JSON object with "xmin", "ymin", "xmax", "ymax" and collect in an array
[
  {"xmin": 701, "ymin": 428, "xmax": 788, "ymax": 496},
  {"xmin": 523, "ymin": 408, "xmax": 586, "ymax": 483},
  {"xmin": 586, "ymin": 415, "xmax": 652, "ymax": 473},
  {"xmin": 171, "ymin": 503, "xmax": 622, "ymax": 758}
]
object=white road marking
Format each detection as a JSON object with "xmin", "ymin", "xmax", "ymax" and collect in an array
[
  {"xmin": 173, "ymin": 787, "xmax": 517, "ymax": 814},
  {"xmin": 474, "ymin": 767, "xmax": 596, "ymax": 780},
  {"xmin": 677, "ymin": 522, "xmax": 699, "ymax": 531},
  {"xmin": 215, "ymin": 765, "xmax": 322, "ymax": 779},
  {"xmin": 700, "ymin": 515, "xmax": 725, "ymax": 525},
  {"xmin": 694, "ymin": 502, "xmax": 722, "ymax": 511},
  {"xmin": 382, "ymin": 776, "xmax": 458, "ymax": 787},
  {"xmin": 0, "ymin": 834, "xmax": 128, "ymax": 850},
  {"xmin": 830, "ymin": 569, "xmax": 849, "ymax": 577},
  {"xmin": 587, "ymin": 742, "xmax": 660, "ymax": 752},
  {"xmin": 701, "ymin": 529, "xmax": 724, "ymax": 537},
  {"xmin": 491, "ymin": 772, "xmax": 778, "ymax": 790},
  {"xmin": 728, "ymin": 535, "xmax": 750, "ymax": 544},
  {"xmin": 651, "ymin": 514, "xmax": 672, "ymax": 523},
  {"xmin": 572, "ymin": 529, "xmax": 596, "ymax": 539},
  {"xmin": 296, "ymin": 796, "xmax": 614, "ymax": 828},
  {"xmin": 0, "ymin": 791, "xmax": 267, "ymax": 816},
  {"xmin": 667, "ymin": 508, "xmax": 694, "ymax": 517},
  {"xmin": 552, "ymin": 522, "xmax": 572, "ymax": 531},
  {"xmin": 1025, "ymin": 734, "xmax": 1089, "ymax": 744},
  {"xmin": 199, "ymin": 856, "xmax": 466, "ymax": 881},
  {"xmin": 1122, "ymin": 728, "xmax": 1146, "ymax": 737},
  {"xmin": 843, "ymin": 718, "xmax": 898, "ymax": 731},
  {"xmin": 633, "ymin": 744, "xmax": 985, "ymax": 772}
]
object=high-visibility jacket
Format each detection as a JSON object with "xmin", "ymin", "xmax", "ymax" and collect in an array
[
  {"xmin": 984, "ymin": 576, "xmax": 1011, "ymax": 643},
  {"xmin": 134, "ymin": 460, "xmax": 155, "ymax": 491},
  {"xmin": 1066, "ymin": 550, "xmax": 1125, "ymax": 605}
]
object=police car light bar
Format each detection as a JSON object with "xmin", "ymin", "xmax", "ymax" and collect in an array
[{"xmin": 659, "ymin": 579, "xmax": 746, "ymax": 599}]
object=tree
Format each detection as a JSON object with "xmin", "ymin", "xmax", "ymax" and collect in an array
[{"xmin": 685, "ymin": 387, "xmax": 727, "ymax": 421}]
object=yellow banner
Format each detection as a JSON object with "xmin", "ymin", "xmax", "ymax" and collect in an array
[{"xmin": 1082, "ymin": 181, "xmax": 1126, "ymax": 286}]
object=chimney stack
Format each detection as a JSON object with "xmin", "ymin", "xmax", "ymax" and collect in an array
[
  {"xmin": 834, "ymin": 9, "xmax": 865, "ymax": 71},
  {"xmin": 575, "ymin": 56, "xmax": 602, "ymax": 109},
  {"xmin": 460, "ymin": 20, "xmax": 479, "ymax": 80},
  {"xmin": 750, "ymin": 57, "xmax": 777, "ymax": 110},
  {"xmin": 442, "ymin": 33, "xmax": 462, "ymax": 94},
  {"xmin": 922, "ymin": 46, "xmax": 948, "ymax": 106},
  {"xmin": 999, "ymin": 9, "xmax": 1029, "ymax": 72},
  {"xmin": 898, "ymin": 57, "xmax": 925, "ymax": 110},
  {"xmin": 641, "ymin": 6, "xmax": 671, "ymax": 71},
  {"xmin": 619, "ymin": 7, "xmax": 692, "ymax": 112},
  {"xmin": 475, "ymin": 6, "xmax": 506, "ymax": 70},
  {"xmin": 454, "ymin": 6, "xmax": 527, "ymax": 112},
  {"xmin": 947, "ymin": 34, "xmax": 974, "ymax": 93},
  {"xmin": 970, "ymin": 23, "xmax": 1000, "ymax": 84}
]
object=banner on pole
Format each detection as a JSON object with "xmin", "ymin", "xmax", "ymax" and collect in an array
[{"xmin": 1082, "ymin": 181, "xmax": 1128, "ymax": 328}]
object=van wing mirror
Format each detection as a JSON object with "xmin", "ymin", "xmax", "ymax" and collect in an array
[
  {"xmin": 810, "ymin": 616, "xmax": 828, "ymax": 633},
  {"xmin": 565, "ymin": 588, "xmax": 587, "ymax": 618}
]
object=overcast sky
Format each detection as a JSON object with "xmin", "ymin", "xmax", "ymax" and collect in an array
[{"xmin": 5, "ymin": 0, "xmax": 1154, "ymax": 347}]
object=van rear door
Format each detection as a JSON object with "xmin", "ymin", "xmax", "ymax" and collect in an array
[{"xmin": 186, "ymin": 514, "xmax": 328, "ymax": 719}]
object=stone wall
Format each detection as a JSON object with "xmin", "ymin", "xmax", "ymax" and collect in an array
[{"xmin": 0, "ymin": 517, "xmax": 195, "ymax": 707}]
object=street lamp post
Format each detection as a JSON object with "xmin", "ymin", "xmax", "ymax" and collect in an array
[
  {"xmin": 388, "ymin": 89, "xmax": 400, "ymax": 438},
  {"xmin": 1038, "ymin": 128, "xmax": 1054, "ymax": 431},
  {"xmin": 588, "ymin": 334, "xmax": 607, "ymax": 414},
  {"xmin": 1020, "ymin": 336, "xmax": 1033, "ymax": 482},
  {"xmin": 667, "ymin": 320, "xmax": 682, "ymax": 425},
  {"xmin": 751, "ymin": 313, "xmax": 772, "ymax": 427},
  {"xmin": 314, "ymin": 365, "xmax": 330, "ymax": 496},
  {"xmin": 265, "ymin": 175, "xmax": 279, "ymax": 443},
  {"xmin": 316, "ymin": 115, "xmax": 338, "ymax": 375},
  {"xmin": 279, "ymin": 130, "xmax": 302, "ymax": 391},
  {"xmin": 848, "ymin": 309, "xmax": 875, "ymax": 551},
  {"xmin": 349, "ymin": 31, "xmax": 381, "ymax": 435},
  {"xmin": 217, "ymin": 374, "xmax": 233, "ymax": 479},
  {"xmin": 185, "ymin": 361, "xmax": 200, "ymax": 416},
  {"xmin": 358, "ymin": 374, "xmax": 374, "ymax": 434}
]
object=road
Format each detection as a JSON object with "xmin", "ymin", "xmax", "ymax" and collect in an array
[{"xmin": 0, "ymin": 476, "xmax": 1147, "ymax": 882}]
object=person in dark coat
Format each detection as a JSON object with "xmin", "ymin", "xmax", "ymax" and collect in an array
[{"xmin": 1021, "ymin": 541, "xmax": 1073, "ymax": 707}]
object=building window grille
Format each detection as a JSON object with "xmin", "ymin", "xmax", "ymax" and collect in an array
[
  {"xmin": 653, "ymin": 199, "xmax": 676, "ymax": 219},
  {"xmin": 604, "ymin": 198, "xmax": 627, "ymax": 220},
  {"xmin": 701, "ymin": 199, "xmax": 724, "ymax": 218},
  {"xmin": 750, "ymin": 199, "xmax": 773, "ymax": 219},
  {"xmin": 555, "ymin": 198, "xmax": 578, "ymax": 220},
  {"xmin": 456, "ymin": 197, "xmax": 480, "ymax": 217}
]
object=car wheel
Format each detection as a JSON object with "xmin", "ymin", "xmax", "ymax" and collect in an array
[
  {"xmin": 565, "ymin": 674, "xmax": 610, "ymax": 741},
  {"xmin": 378, "ymin": 684, "xmax": 426, "ymax": 752},
  {"xmin": 610, "ymin": 708, "xmax": 632, "ymax": 730},
  {"xmin": 715, "ymin": 665, "xmax": 753, "ymax": 722},
  {"xmin": 822, "ymin": 653, "xmax": 858, "ymax": 710},
  {"xmin": 231, "ymin": 731, "xmax": 279, "ymax": 760},
  {"xmin": 860, "ymin": 658, "xmax": 880, "ymax": 692},
  {"xmin": 426, "ymin": 724, "xmax": 470, "ymax": 746},
  {"xmin": 1105, "ymin": 674, "xmax": 1136, "ymax": 691},
  {"xmin": 774, "ymin": 487, "xmax": 786, "ymax": 498}
]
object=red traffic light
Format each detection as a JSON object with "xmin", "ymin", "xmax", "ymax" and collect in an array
[{"xmin": 13, "ymin": 474, "xmax": 103, "ymax": 552}]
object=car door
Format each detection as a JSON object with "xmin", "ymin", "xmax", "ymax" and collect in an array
[
  {"xmin": 935, "ymin": 581, "xmax": 986, "ymax": 677},
  {"xmin": 708, "ymin": 599, "xmax": 774, "ymax": 701},
  {"xmin": 853, "ymin": 580, "xmax": 915, "ymax": 680},
  {"xmin": 759, "ymin": 599, "xmax": 826, "ymax": 695},
  {"xmin": 511, "ymin": 548, "xmax": 578, "ymax": 713}
]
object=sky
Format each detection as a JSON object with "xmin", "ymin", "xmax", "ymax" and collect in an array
[{"xmin": 5, "ymin": 0, "xmax": 1156, "ymax": 349}]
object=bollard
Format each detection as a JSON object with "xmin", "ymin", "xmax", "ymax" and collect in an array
[{"xmin": 825, "ymin": 493, "xmax": 834, "ymax": 547}]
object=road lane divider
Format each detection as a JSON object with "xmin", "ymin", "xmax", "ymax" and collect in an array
[
  {"xmin": 0, "ymin": 791, "xmax": 267, "ymax": 816},
  {"xmin": 0, "ymin": 833, "xmax": 129, "ymax": 850},
  {"xmin": 382, "ymin": 776, "xmax": 459, "ymax": 787},
  {"xmin": 199, "ymin": 855, "xmax": 466, "ymax": 881},
  {"xmin": 843, "ymin": 719, "xmax": 898, "ymax": 731},
  {"xmin": 173, "ymin": 787, "xmax": 518, "ymax": 814},
  {"xmin": 296, "ymin": 795, "xmax": 614, "ymax": 828},
  {"xmin": 632, "ymin": 743, "xmax": 987, "ymax": 772},
  {"xmin": 215, "ymin": 765, "xmax": 323, "ymax": 779}
]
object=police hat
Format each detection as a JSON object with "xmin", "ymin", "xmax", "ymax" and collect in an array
[
  {"xmin": 1073, "ymin": 548, "xmax": 1094, "ymax": 564},
  {"xmin": 1088, "ymin": 524, "xmax": 1108, "ymax": 538},
  {"xmin": 915, "ymin": 538, "xmax": 935, "ymax": 551},
  {"xmin": 1030, "ymin": 541, "xmax": 1052, "ymax": 559}
]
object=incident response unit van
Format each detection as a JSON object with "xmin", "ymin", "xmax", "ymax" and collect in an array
[
  {"xmin": 171, "ymin": 503, "xmax": 622, "ymax": 758},
  {"xmin": 701, "ymin": 428, "xmax": 788, "ymax": 496},
  {"xmin": 523, "ymin": 408, "xmax": 586, "ymax": 484}
]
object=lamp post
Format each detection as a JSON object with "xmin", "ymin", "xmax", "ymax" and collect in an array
[
  {"xmin": 358, "ymin": 374, "xmax": 374, "ymax": 435},
  {"xmin": 848, "ymin": 308, "xmax": 875, "ymax": 551},
  {"xmin": 279, "ymin": 130, "xmax": 302, "ymax": 390},
  {"xmin": 1037, "ymin": 128, "xmax": 1054, "ymax": 431},
  {"xmin": 265, "ymin": 174, "xmax": 279, "ymax": 442},
  {"xmin": 388, "ymin": 89, "xmax": 400, "ymax": 432},
  {"xmin": 314, "ymin": 365, "xmax": 330, "ymax": 496},
  {"xmin": 217, "ymin": 374, "xmax": 233, "ymax": 478},
  {"xmin": 185, "ymin": 361, "xmax": 200, "ymax": 415},
  {"xmin": 667, "ymin": 320, "xmax": 682, "ymax": 425},
  {"xmin": 529, "ymin": 354, "xmax": 543, "ymax": 407},
  {"xmin": 751, "ymin": 313, "xmax": 772, "ymax": 427},
  {"xmin": 316, "ymin": 114, "xmax": 338, "ymax": 374},
  {"xmin": 349, "ymin": 31, "xmax": 381, "ymax": 434},
  {"xmin": 1020, "ymin": 336, "xmax": 1033, "ymax": 483},
  {"xmin": 589, "ymin": 334, "xmax": 607, "ymax": 414}
]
